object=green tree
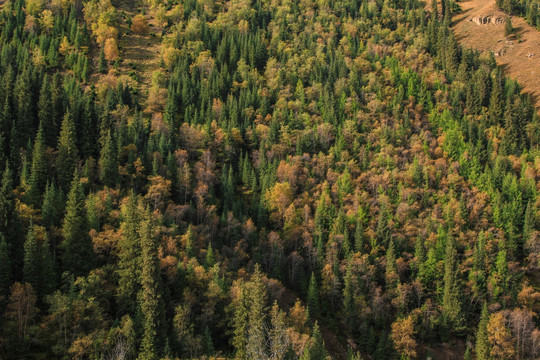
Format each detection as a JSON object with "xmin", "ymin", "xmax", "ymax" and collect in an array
[
  {"xmin": 27, "ymin": 126, "xmax": 48, "ymax": 206},
  {"xmin": 307, "ymin": 272, "xmax": 320, "ymax": 317},
  {"xmin": 504, "ymin": 16, "xmax": 514, "ymax": 37},
  {"xmin": 117, "ymin": 194, "xmax": 142, "ymax": 313},
  {"xmin": 0, "ymin": 235, "xmax": 12, "ymax": 297},
  {"xmin": 62, "ymin": 173, "xmax": 94, "ymax": 276},
  {"xmin": 441, "ymin": 236, "xmax": 464, "ymax": 333},
  {"xmin": 138, "ymin": 210, "xmax": 163, "ymax": 360},
  {"xmin": 246, "ymin": 266, "xmax": 267, "ymax": 360},
  {"xmin": 56, "ymin": 112, "xmax": 78, "ymax": 190},
  {"xmin": 475, "ymin": 303, "xmax": 490, "ymax": 360},
  {"xmin": 301, "ymin": 322, "xmax": 328, "ymax": 360},
  {"xmin": 99, "ymin": 130, "xmax": 118, "ymax": 188},
  {"xmin": 23, "ymin": 225, "xmax": 55, "ymax": 299}
]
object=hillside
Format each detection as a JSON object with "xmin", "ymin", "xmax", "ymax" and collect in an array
[
  {"xmin": 0, "ymin": 0, "xmax": 539, "ymax": 359},
  {"xmin": 453, "ymin": 0, "xmax": 540, "ymax": 110}
]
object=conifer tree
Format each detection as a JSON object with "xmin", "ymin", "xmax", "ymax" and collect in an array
[
  {"xmin": 99, "ymin": 130, "xmax": 118, "ymax": 188},
  {"xmin": 301, "ymin": 322, "xmax": 328, "ymax": 360},
  {"xmin": 307, "ymin": 272, "xmax": 320, "ymax": 317},
  {"xmin": 27, "ymin": 126, "xmax": 48, "ymax": 206},
  {"xmin": 441, "ymin": 236, "xmax": 464, "ymax": 332},
  {"xmin": 42, "ymin": 182, "xmax": 63, "ymax": 228},
  {"xmin": 62, "ymin": 173, "xmax": 94, "ymax": 276},
  {"xmin": 117, "ymin": 194, "xmax": 142, "ymax": 313},
  {"xmin": 0, "ymin": 235, "xmax": 12, "ymax": 297},
  {"xmin": 246, "ymin": 267, "xmax": 267, "ymax": 360},
  {"xmin": 23, "ymin": 225, "xmax": 55, "ymax": 299},
  {"xmin": 475, "ymin": 303, "xmax": 490, "ymax": 360},
  {"xmin": 56, "ymin": 112, "xmax": 78, "ymax": 190},
  {"xmin": 138, "ymin": 210, "xmax": 163, "ymax": 360}
]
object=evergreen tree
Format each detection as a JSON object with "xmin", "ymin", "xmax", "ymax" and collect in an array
[
  {"xmin": 0, "ymin": 235, "xmax": 12, "ymax": 297},
  {"xmin": 307, "ymin": 273, "xmax": 320, "ymax": 317},
  {"xmin": 27, "ymin": 126, "xmax": 48, "ymax": 206},
  {"xmin": 23, "ymin": 225, "xmax": 55, "ymax": 299},
  {"xmin": 301, "ymin": 322, "xmax": 328, "ymax": 360},
  {"xmin": 138, "ymin": 210, "xmax": 163, "ymax": 360},
  {"xmin": 62, "ymin": 173, "xmax": 94, "ymax": 276},
  {"xmin": 42, "ymin": 182, "xmax": 63, "ymax": 228},
  {"xmin": 246, "ymin": 266, "xmax": 267, "ymax": 360},
  {"xmin": 441, "ymin": 236, "xmax": 464, "ymax": 333},
  {"xmin": 99, "ymin": 130, "xmax": 118, "ymax": 188},
  {"xmin": 117, "ymin": 194, "xmax": 142, "ymax": 314},
  {"xmin": 475, "ymin": 303, "xmax": 490, "ymax": 360},
  {"xmin": 56, "ymin": 112, "xmax": 78, "ymax": 190}
]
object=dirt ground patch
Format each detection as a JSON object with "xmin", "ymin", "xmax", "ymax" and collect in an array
[{"xmin": 452, "ymin": 0, "xmax": 540, "ymax": 110}]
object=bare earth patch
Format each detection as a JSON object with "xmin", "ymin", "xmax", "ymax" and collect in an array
[{"xmin": 453, "ymin": 0, "xmax": 540, "ymax": 110}]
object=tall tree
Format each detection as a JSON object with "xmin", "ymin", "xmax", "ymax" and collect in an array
[
  {"xmin": 138, "ymin": 210, "xmax": 163, "ymax": 360},
  {"xmin": 0, "ymin": 235, "xmax": 12, "ymax": 297},
  {"xmin": 98, "ymin": 130, "xmax": 118, "ymax": 188},
  {"xmin": 61, "ymin": 173, "xmax": 94, "ymax": 276},
  {"xmin": 441, "ymin": 235, "xmax": 463, "ymax": 333},
  {"xmin": 56, "ymin": 112, "xmax": 78, "ymax": 190},
  {"xmin": 27, "ymin": 126, "xmax": 48, "ymax": 206},
  {"xmin": 117, "ymin": 194, "xmax": 142, "ymax": 313},
  {"xmin": 475, "ymin": 303, "xmax": 490, "ymax": 360}
]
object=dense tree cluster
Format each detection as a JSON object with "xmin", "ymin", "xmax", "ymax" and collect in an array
[{"xmin": 0, "ymin": 0, "xmax": 539, "ymax": 359}]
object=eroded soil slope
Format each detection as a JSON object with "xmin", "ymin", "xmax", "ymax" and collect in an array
[{"xmin": 453, "ymin": 0, "xmax": 540, "ymax": 109}]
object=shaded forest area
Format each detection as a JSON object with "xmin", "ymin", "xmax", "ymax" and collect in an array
[{"xmin": 0, "ymin": 0, "xmax": 540, "ymax": 359}]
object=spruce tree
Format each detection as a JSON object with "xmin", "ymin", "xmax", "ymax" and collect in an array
[
  {"xmin": 117, "ymin": 194, "xmax": 142, "ymax": 314},
  {"xmin": 56, "ymin": 112, "xmax": 78, "ymax": 190},
  {"xmin": 27, "ymin": 126, "xmax": 48, "ymax": 206},
  {"xmin": 23, "ymin": 225, "xmax": 55, "ymax": 299},
  {"xmin": 301, "ymin": 322, "xmax": 328, "ymax": 360},
  {"xmin": 0, "ymin": 235, "xmax": 12, "ymax": 297},
  {"xmin": 307, "ymin": 272, "xmax": 320, "ymax": 317},
  {"xmin": 42, "ymin": 182, "xmax": 63, "ymax": 228},
  {"xmin": 62, "ymin": 173, "xmax": 94, "ymax": 276},
  {"xmin": 99, "ymin": 130, "xmax": 118, "ymax": 188},
  {"xmin": 138, "ymin": 210, "xmax": 163, "ymax": 360},
  {"xmin": 475, "ymin": 303, "xmax": 490, "ymax": 360},
  {"xmin": 246, "ymin": 266, "xmax": 267, "ymax": 360},
  {"xmin": 441, "ymin": 236, "xmax": 464, "ymax": 333}
]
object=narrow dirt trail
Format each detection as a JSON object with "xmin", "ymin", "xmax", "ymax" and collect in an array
[{"xmin": 452, "ymin": 0, "xmax": 540, "ymax": 109}]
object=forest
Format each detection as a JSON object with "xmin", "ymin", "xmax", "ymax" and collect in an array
[{"xmin": 0, "ymin": 0, "xmax": 539, "ymax": 359}]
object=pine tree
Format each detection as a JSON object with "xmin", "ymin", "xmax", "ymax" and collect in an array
[
  {"xmin": 56, "ymin": 112, "xmax": 78, "ymax": 190},
  {"xmin": 138, "ymin": 210, "xmax": 163, "ymax": 360},
  {"xmin": 62, "ymin": 173, "xmax": 94, "ymax": 276},
  {"xmin": 475, "ymin": 303, "xmax": 490, "ymax": 360}
]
